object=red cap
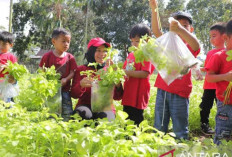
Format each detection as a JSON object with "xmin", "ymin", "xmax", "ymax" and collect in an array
[{"xmin": 87, "ymin": 37, "xmax": 111, "ymax": 49}]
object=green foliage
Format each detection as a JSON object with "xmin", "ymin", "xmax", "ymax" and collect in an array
[
  {"xmin": 81, "ymin": 48, "xmax": 126, "ymax": 87},
  {"xmin": 12, "ymin": 0, "xmax": 88, "ymax": 60},
  {"xmin": 187, "ymin": 0, "xmax": 232, "ymax": 52},
  {"xmin": 15, "ymin": 66, "xmax": 61, "ymax": 112},
  {"xmin": 1, "ymin": 74, "xmax": 232, "ymax": 156},
  {"xmin": 3, "ymin": 61, "xmax": 29, "ymax": 80},
  {"xmin": 226, "ymin": 50, "xmax": 232, "ymax": 61},
  {"xmin": 91, "ymin": 0, "xmax": 151, "ymax": 60}
]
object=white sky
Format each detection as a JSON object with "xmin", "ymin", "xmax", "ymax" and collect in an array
[{"xmin": 0, "ymin": 0, "xmax": 11, "ymax": 31}]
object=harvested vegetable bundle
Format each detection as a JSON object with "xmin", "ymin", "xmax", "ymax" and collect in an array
[
  {"xmin": 81, "ymin": 48, "xmax": 126, "ymax": 112},
  {"xmin": 131, "ymin": 18, "xmax": 201, "ymax": 85}
]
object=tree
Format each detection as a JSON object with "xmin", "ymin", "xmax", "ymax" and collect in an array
[
  {"xmin": 12, "ymin": 0, "xmax": 90, "ymax": 61},
  {"xmin": 155, "ymin": 0, "xmax": 185, "ymax": 32},
  {"xmin": 186, "ymin": 0, "xmax": 232, "ymax": 52},
  {"xmin": 90, "ymin": 0, "xmax": 151, "ymax": 60},
  {"xmin": 12, "ymin": 0, "xmax": 34, "ymax": 59}
]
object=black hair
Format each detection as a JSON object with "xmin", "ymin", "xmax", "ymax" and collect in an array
[
  {"xmin": 0, "ymin": 31, "xmax": 14, "ymax": 44},
  {"xmin": 210, "ymin": 22, "xmax": 226, "ymax": 35},
  {"xmin": 52, "ymin": 28, "xmax": 71, "ymax": 39},
  {"xmin": 129, "ymin": 23, "xmax": 151, "ymax": 39},
  {"xmin": 84, "ymin": 46, "xmax": 105, "ymax": 70},
  {"xmin": 175, "ymin": 16, "xmax": 192, "ymax": 24},
  {"xmin": 226, "ymin": 19, "xmax": 232, "ymax": 37}
]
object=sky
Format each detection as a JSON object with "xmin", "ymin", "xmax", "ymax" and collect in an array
[{"xmin": 0, "ymin": 0, "xmax": 11, "ymax": 31}]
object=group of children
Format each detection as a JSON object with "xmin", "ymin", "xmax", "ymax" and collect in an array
[{"xmin": 1, "ymin": 0, "xmax": 232, "ymax": 145}]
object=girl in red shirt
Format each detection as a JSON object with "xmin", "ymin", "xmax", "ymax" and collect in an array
[
  {"xmin": 70, "ymin": 37, "xmax": 115, "ymax": 121},
  {"xmin": 122, "ymin": 24, "xmax": 155, "ymax": 125}
]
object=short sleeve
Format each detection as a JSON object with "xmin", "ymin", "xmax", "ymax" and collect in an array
[
  {"xmin": 68, "ymin": 54, "xmax": 78, "ymax": 71},
  {"xmin": 141, "ymin": 61, "xmax": 155, "ymax": 74},
  {"xmin": 205, "ymin": 52, "xmax": 221, "ymax": 73}
]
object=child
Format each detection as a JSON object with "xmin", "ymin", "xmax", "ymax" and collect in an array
[
  {"xmin": 39, "ymin": 28, "xmax": 77, "ymax": 121},
  {"xmin": 122, "ymin": 24, "xmax": 155, "ymax": 125},
  {"xmin": 199, "ymin": 22, "xmax": 226, "ymax": 135},
  {"xmin": 70, "ymin": 37, "xmax": 115, "ymax": 121},
  {"xmin": 0, "ymin": 31, "xmax": 17, "ymax": 103},
  {"xmin": 205, "ymin": 19, "xmax": 232, "ymax": 145},
  {"xmin": 149, "ymin": 0, "xmax": 200, "ymax": 139}
]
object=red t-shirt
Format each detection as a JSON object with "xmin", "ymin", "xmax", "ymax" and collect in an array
[
  {"xmin": 0, "ymin": 52, "xmax": 17, "ymax": 79},
  {"xmin": 154, "ymin": 44, "xmax": 200, "ymax": 98},
  {"xmin": 203, "ymin": 48, "xmax": 225, "ymax": 89},
  {"xmin": 122, "ymin": 53, "xmax": 155, "ymax": 109},
  {"xmin": 206, "ymin": 50, "xmax": 232, "ymax": 105},
  {"xmin": 39, "ymin": 51, "xmax": 77, "ymax": 92},
  {"xmin": 70, "ymin": 65, "xmax": 116, "ymax": 113}
]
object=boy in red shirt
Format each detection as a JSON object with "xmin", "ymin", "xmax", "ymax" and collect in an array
[
  {"xmin": 122, "ymin": 24, "xmax": 155, "ymax": 125},
  {"xmin": 150, "ymin": 0, "xmax": 200, "ymax": 139},
  {"xmin": 0, "ymin": 31, "xmax": 17, "ymax": 102},
  {"xmin": 199, "ymin": 23, "xmax": 226, "ymax": 135},
  {"xmin": 39, "ymin": 28, "xmax": 77, "ymax": 121},
  {"xmin": 206, "ymin": 19, "xmax": 232, "ymax": 145}
]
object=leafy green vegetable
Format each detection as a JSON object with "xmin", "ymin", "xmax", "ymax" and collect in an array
[
  {"xmin": 3, "ymin": 61, "xmax": 29, "ymax": 80},
  {"xmin": 226, "ymin": 50, "xmax": 232, "ymax": 61},
  {"xmin": 15, "ymin": 66, "xmax": 61, "ymax": 112}
]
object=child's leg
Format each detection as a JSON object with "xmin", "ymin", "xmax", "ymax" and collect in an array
[
  {"xmin": 154, "ymin": 89, "xmax": 170, "ymax": 133},
  {"xmin": 94, "ymin": 111, "xmax": 115, "ymax": 121},
  {"xmin": 169, "ymin": 94, "xmax": 189, "ymax": 140},
  {"xmin": 61, "ymin": 91, "xmax": 73, "ymax": 121},
  {"xmin": 214, "ymin": 100, "xmax": 232, "ymax": 145},
  {"xmin": 123, "ymin": 105, "xmax": 144, "ymax": 125},
  {"xmin": 75, "ymin": 104, "xmax": 93, "ymax": 120},
  {"xmin": 200, "ymin": 89, "xmax": 216, "ymax": 125}
]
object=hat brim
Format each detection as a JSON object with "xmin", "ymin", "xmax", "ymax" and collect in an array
[
  {"xmin": 93, "ymin": 41, "xmax": 111, "ymax": 48},
  {"xmin": 173, "ymin": 15, "xmax": 192, "ymax": 24}
]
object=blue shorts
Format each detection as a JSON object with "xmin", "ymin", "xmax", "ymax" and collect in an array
[
  {"xmin": 61, "ymin": 91, "xmax": 73, "ymax": 121},
  {"xmin": 214, "ymin": 100, "xmax": 232, "ymax": 145},
  {"xmin": 154, "ymin": 88, "xmax": 189, "ymax": 139}
]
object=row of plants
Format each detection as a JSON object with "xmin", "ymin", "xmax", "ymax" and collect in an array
[
  {"xmin": 1, "ymin": 73, "xmax": 232, "ymax": 156},
  {"xmin": 0, "ymin": 52, "xmax": 231, "ymax": 156}
]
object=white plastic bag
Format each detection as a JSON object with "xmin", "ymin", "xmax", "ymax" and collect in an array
[
  {"xmin": 91, "ymin": 80, "xmax": 113, "ymax": 112},
  {"xmin": 0, "ymin": 79, "xmax": 19, "ymax": 102},
  {"xmin": 141, "ymin": 17, "xmax": 201, "ymax": 85}
]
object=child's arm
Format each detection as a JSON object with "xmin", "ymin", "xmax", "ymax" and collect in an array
[
  {"xmin": 170, "ymin": 19, "xmax": 200, "ymax": 51},
  {"xmin": 206, "ymin": 70, "xmax": 232, "ymax": 83},
  {"xmin": 125, "ymin": 70, "xmax": 149, "ymax": 78},
  {"xmin": 149, "ymin": 0, "xmax": 163, "ymax": 38},
  {"xmin": 61, "ymin": 70, "xmax": 75, "ymax": 86}
]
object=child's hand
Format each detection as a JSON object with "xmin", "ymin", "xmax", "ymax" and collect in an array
[
  {"xmin": 0, "ymin": 63, "xmax": 6, "ymax": 72},
  {"xmin": 80, "ymin": 77, "xmax": 93, "ymax": 88},
  {"xmin": 105, "ymin": 59, "xmax": 113, "ymax": 67},
  {"xmin": 169, "ymin": 19, "xmax": 184, "ymax": 34},
  {"xmin": 224, "ymin": 71, "xmax": 232, "ymax": 82},
  {"xmin": 61, "ymin": 78, "xmax": 68, "ymax": 86},
  {"xmin": 8, "ymin": 75, "xmax": 16, "ymax": 84},
  {"xmin": 149, "ymin": 0, "xmax": 158, "ymax": 11}
]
